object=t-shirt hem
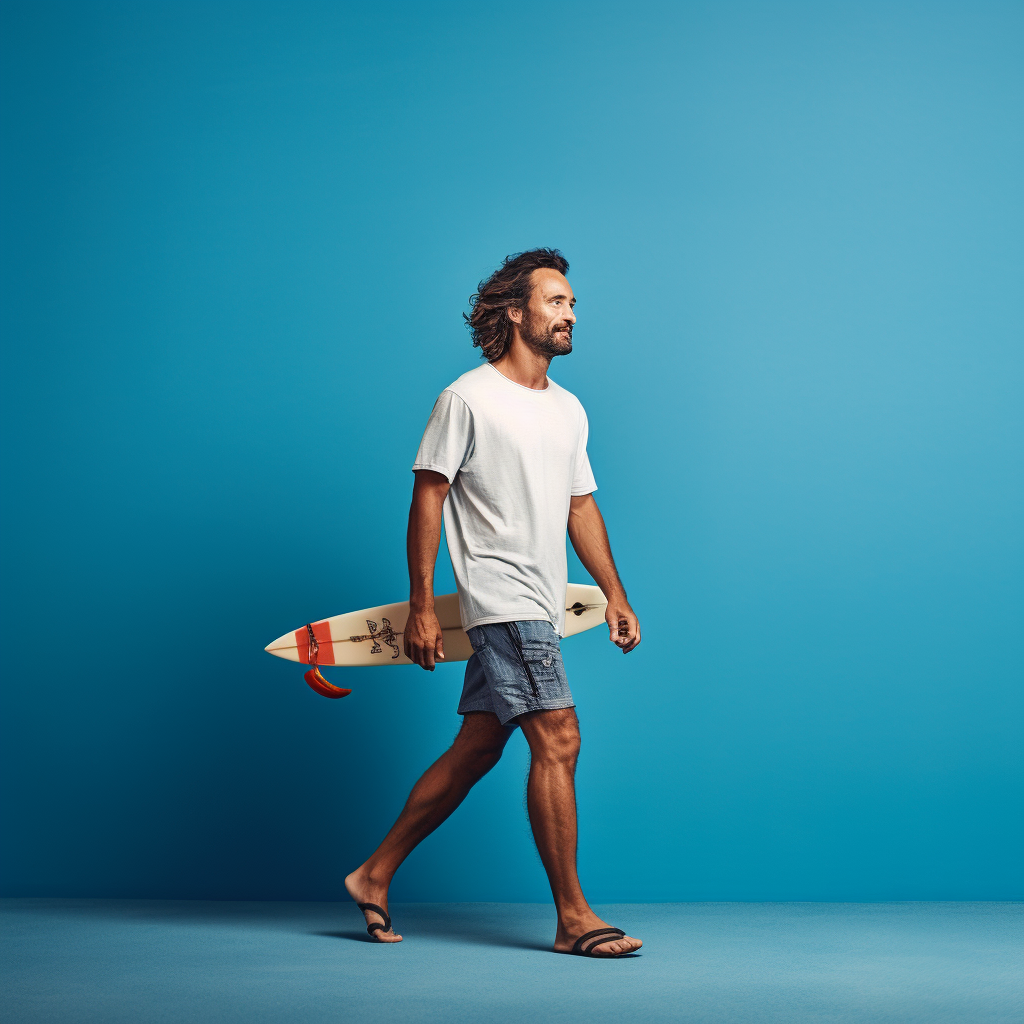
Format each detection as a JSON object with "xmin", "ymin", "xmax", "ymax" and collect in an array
[
  {"xmin": 411, "ymin": 461, "xmax": 456, "ymax": 483},
  {"xmin": 463, "ymin": 613, "xmax": 558, "ymax": 633},
  {"xmin": 570, "ymin": 485, "xmax": 598, "ymax": 496}
]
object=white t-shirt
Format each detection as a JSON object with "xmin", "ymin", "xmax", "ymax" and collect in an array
[{"xmin": 412, "ymin": 362, "xmax": 598, "ymax": 636}]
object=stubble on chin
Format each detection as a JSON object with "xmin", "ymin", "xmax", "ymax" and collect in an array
[
  {"xmin": 523, "ymin": 319, "xmax": 573, "ymax": 358},
  {"xmin": 533, "ymin": 337, "xmax": 572, "ymax": 358}
]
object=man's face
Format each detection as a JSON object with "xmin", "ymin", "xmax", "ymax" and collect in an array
[{"xmin": 516, "ymin": 268, "xmax": 576, "ymax": 357}]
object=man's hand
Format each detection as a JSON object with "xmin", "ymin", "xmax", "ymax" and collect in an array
[
  {"xmin": 404, "ymin": 605, "xmax": 445, "ymax": 670},
  {"xmin": 606, "ymin": 597, "xmax": 641, "ymax": 654}
]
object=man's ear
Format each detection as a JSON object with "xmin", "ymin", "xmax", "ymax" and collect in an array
[{"xmin": 507, "ymin": 306, "xmax": 523, "ymax": 325}]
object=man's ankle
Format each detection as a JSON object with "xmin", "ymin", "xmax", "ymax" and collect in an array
[
  {"xmin": 556, "ymin": 903, "xmax": 593, "ymax": 928},
  {"xmin": 361, "ymin": 865, "xmax": 394, "ymax": 890},
  {"xmin": 348, "ymin": 864, "xmax": 386, "ymax": 888}
]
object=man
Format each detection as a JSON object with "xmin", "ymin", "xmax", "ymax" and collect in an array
[{"xmin": 344, "ymin": 249, "xmax": 642, "ymax": 957}]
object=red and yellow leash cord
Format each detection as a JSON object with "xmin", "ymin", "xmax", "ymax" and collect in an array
[{"xmin": 303, "ymin": 622, "xmax": 352, "ymax": 699}]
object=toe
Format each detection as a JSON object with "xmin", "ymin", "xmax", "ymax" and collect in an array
[
  {"xmin": 362, "ymin": 909, "xmax": 391, "ymax": 934},
  {"xmin": 593, "ymin": 935, "xmax": 641, "ymax": 955}
]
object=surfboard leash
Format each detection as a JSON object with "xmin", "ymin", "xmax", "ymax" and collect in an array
[{"xmin": 303, "ymin": 623, "xmax": 352, "ymax": 699}]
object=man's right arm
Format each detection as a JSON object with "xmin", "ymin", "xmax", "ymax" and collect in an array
[{"xmin": 404, "ymin": 469, "xmax": 451, "ymax": 670}]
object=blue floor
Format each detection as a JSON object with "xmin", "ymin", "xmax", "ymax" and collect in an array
[{"xmin": 2, "ymin": 900, "xmax": 1021, "ymax": 1023}]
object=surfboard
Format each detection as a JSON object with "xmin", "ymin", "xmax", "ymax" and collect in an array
[{"xmin": 264, "ymin": 583, "xmax": 608, "ymax": 669}]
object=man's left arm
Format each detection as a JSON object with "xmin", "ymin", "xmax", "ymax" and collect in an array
[{"xmin": 567, "ymin": 493, "xmax": 641, "ymax": 653}]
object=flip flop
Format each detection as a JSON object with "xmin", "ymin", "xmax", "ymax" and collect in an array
[
  {"xmin": 356, "ymin": 901, "xmax": 393, "ymax": 940},
  {"xmin": 560, "ymin": 927, "xmax": 630, "ymax": 957}
]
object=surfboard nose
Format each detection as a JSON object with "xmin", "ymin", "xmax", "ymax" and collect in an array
[{"xmin": 264, "ymin": 629, "xmax": 300, "ymax": 662}]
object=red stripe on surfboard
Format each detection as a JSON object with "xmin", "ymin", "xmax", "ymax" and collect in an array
[
  {"xmin": 315, "ymin": 621, "xmax": 335, "ymax": 664},
  {"xmin": 294, "ymin": 621, "xmax": 335, "ymax": 665}
]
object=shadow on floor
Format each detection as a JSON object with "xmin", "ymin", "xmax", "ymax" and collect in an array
[
  {"xmin": 311, "ymin": 925, "xmax": 551, "ymax": 952},
  {"xmin": 313, "ymin": 930, "xmax": 379, "ymax": 943},
  {"xmin": 310, "ymin": 924, "xmax": 641, "ymax": 956}
]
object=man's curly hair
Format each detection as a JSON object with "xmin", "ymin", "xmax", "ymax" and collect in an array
[{"xmin": 464, "ymin": 249, "xmax": 569, "ymax": 361}]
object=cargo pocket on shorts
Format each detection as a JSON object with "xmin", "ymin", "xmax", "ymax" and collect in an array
[{"xmin": 519, "ymin": 641, "xmax": 563, "ymax": 702}]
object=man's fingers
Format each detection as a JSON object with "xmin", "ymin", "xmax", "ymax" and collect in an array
[
  {"xmin": 606, "ymin": 609, "xmax": 640, "ymax": 652},
  {"xmin": 408, "ymin": 634, "xmax": 443, "ymax": 670},
  {"xmin": 622, "ymin": 620, "xmax": 641, "ymax": 653},
  {"xmin": 410, "ymin": 640, "xmax": 424, "ymax": 668},
  {"xmin": 405, "ymin": 613, "xmax": 443, "ymax": 670},
  {"xmin": 612, "ymin": 616, "xmax": 630, "ymax": 647},
  {"xmin": 611, "ymin": 614, "xmax": 640, "ymax": 653}
]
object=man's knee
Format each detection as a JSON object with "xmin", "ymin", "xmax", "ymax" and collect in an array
[
  {"xmin": 525, "ymin": 709, "xmax": 580, "ymax": 767},
  {"xmin": 547, "ymin": 729, "xmax": 581, "ymax": 767},
  {"xmin": 467, "ymin": 741, "xmax": 505, "ymax": 769},
  {"xmin": 453, "ymin": 715, "xmax": 509, "ymax": 767}
]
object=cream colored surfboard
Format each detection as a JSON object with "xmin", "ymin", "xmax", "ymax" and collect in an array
[{"xmin": 264, "ymin": 584, "xmax": 607, "ymax": 668}]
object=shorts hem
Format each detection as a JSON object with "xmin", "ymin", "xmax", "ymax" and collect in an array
[
  {"xmin": 457, "ymin": 700, "xmax": 499, "ymax": 717},
  {"xmin": 505, "ymin": 699, "xmax": 576, "ymax": 725},
  {"xmin": 458, "ymin": 698, "xmax": 576, "ymax": 728}
]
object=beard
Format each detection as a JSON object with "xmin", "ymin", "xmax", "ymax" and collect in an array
[{"xmin": 520, "ymin": 309, "xmax": 573, "ymax": 357}]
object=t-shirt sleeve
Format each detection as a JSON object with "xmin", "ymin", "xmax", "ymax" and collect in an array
[
  {"xmin": 412, "ymin": 389, "xmax": 475, "ymax": 483},
  {"xmin": 571, "ymin": 407, "xmax": 598, "ymax": 496}
]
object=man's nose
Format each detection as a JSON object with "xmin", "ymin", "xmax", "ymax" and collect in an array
[{"xmin": 565, "ymin": 307, "xmax": 576, "ymax": 324}]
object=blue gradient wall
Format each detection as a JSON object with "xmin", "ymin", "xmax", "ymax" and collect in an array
[{"xmin": 1, "ymin": 1, "xmax": 1021, "ymax": 901}]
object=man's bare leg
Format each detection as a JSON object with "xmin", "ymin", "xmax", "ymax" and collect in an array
[
  {"xmin": 344, "ymin": 711, "xmax": 511, "ymax": 941},
  {"xmin": 517, "ymin": 708, "xmax": 642, "ymax": 955}
]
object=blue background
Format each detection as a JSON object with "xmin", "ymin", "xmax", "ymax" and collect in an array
[{"xmin": 1, "ymin": 1, "xmax": 1021, "ymax": 902}]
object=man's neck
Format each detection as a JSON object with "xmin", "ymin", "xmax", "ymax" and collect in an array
[{"xmin": 491, "ymin": 337, "xmax": 551, "ymax": 390}]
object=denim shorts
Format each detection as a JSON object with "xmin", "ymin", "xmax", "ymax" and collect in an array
[{"xmin": 458, "ymin": 620, "xmax": 575, "ymax": 728}]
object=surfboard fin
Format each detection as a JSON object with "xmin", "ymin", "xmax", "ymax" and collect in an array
[{"xmin": 304, "ymin": 665, "xmax": 352, "ymax": 699}]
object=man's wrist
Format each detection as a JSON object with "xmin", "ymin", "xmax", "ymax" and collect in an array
[{"xmin": 409, "ymin": 594, "xmax": 435, "ymax": 613}]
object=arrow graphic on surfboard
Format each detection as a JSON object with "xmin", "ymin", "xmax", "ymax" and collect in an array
[{"xmin": 264, "ymin": 584, "xmax": 608, "ymax": 699}]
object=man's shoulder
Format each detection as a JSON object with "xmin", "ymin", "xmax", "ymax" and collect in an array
[{"xmin": 444, "ymin": 363, "xmax": 496, "ymax": 404}]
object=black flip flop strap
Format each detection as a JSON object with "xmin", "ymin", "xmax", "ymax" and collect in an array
[
  {"xmin": 358, "ymin": 902, "xmax": 391, "ymax": 935},
  {"xmin": 573, "ymin": 927, "xmax": 625, "ymax": 955}
]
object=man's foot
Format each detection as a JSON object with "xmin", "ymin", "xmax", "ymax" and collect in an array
[
  {"xmin": 344, "ymin": 868, "xmax": 402, "ymax": 942},
  {"xmin": 554, "ymin": 914, "xmax": 641, "ymax": 956}
]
